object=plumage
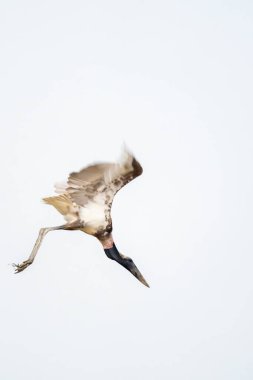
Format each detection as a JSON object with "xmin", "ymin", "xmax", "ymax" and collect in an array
[
  {"xmin": 43, "ymin": 194, "xmax": 79, "ymax": 223},
  {"xmin": 13, "ymin": 147, "xmax": 149, "ymax": 287}
]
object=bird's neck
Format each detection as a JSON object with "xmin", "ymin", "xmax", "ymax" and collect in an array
[{"xmin": 99, "ymin": 233, "xmax": 114, "ymax": 249}]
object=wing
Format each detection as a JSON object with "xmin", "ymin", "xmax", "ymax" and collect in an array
[
  {"xmin": 66, "ymin": 148, "xmax": 143, "ymax": 207},
  {"xmin": 43, "ymin": 194, "xmax": 79, "ymax": 223}
]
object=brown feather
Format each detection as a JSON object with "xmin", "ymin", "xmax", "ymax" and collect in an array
[{"xmin": 65, "ymin": 150, "xmax": 143, "ymax": 207}]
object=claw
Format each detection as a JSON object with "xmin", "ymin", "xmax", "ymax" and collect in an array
[{"xmin": 12, "ymin": 260, "xmax": 32, "ymax": 273}]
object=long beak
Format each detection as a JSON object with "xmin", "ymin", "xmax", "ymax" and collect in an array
[
  {"xmin": 120, "ymin": 258, "xmax": 150, "ymax": 287},
  {"xmin": 104, "ymin": 244, "xmax": 150, "ymax": 288}
]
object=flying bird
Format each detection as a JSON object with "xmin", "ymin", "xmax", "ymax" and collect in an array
[{"xmin": 13, "ymin": 148, "xmax": 149, "ymax": 287}]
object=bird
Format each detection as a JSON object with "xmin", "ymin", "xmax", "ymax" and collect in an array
[{"xmin": 13, "ymin": 147, "xmax": 149, "ymax": 287}]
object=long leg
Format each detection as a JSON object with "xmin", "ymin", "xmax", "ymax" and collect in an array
[{"xmin": 13, "ymin": 222, "xmax": 82, "ymax": 273}]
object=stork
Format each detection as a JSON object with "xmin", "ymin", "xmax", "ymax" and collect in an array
[{"xmin": 13, "ymin": 148, "xmax": 149, "ymax": 287}]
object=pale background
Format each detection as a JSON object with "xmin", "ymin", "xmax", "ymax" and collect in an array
[{"xmin": 0, "ymin": 1, "xmax": 252, "ymax": 379}]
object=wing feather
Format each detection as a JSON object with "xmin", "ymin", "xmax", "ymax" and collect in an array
[
  {"xmin": 66, "ymin": 149, "xmax": 143, "ymax": 207},
  {"xmin": 43, "ymin": 194, "xmax": 79, "ymax": 222}
]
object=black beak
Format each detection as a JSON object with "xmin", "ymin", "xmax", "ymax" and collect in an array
[{"xmin": 104, "ymin": 243, "xmax": 149, "ymax": 288}]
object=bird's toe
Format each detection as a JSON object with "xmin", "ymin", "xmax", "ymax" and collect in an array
[{"xmin": 12, "ymin": 260, "xmax": 32, "ymax": 273}]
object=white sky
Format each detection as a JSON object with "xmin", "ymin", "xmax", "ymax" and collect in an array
[{"xmin": 1, "ymin": 1, "xmax": 253, "ymax": 379}]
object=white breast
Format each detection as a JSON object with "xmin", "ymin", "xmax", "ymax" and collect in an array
[{"xmin": 79, "ymin": 193, "xmax": 107, "ymax": 228}]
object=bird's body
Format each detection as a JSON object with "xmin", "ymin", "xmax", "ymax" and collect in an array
[{"xmin": 13, "ymin": 148, "xmax": 149, "ymax": 287}]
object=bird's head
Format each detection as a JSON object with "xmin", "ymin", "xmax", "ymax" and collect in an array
[{"xmin": 103, "ymin": 244, "xmax": 149, "ymax": 288}]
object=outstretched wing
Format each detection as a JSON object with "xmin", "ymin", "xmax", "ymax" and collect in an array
[{"xmin": 66, "ymin": 148, "xmax": 143, "ymax": 207}]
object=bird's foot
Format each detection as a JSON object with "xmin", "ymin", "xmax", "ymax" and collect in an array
[{"xmin": 12, "ymin": 260, "xmax": 33, "ymax": 273}]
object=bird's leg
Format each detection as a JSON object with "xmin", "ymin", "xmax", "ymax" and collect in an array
[
  {"xmin": 13, "ymin": 222, "xmax": 82, "ymax": 273},
  {"xmin": 13, "ymin": 226, "xmax": 62, "ymax": 273}
]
